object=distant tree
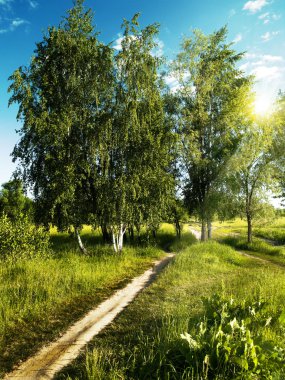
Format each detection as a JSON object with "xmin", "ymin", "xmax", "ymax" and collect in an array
[
  {"xmin": 0, "ymin": 179, "xmax": 33, "ymax": 221},
  {"xmin": 172, "ymin": 27, "xmax": 253, "ymax": 240},
  {"xmin": 273, "ymin": 92, "xmax": 285, "ymax": 205},
  {"xmin": 225, "ymin": 117, "xmax": 278, "ymax": 243},
  {"xmin": 9, "ymin": 0, "xmax": 114, "ymax": 253}
]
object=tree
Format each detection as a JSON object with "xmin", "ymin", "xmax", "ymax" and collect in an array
[
  {"xmin": 97, "ymin": 15, "xmax": 174, "ymax": 252},
  {"xmin": 172, "ymin": 27, "xmax": 252, "ymax": 240},
  {"xmin": 273, "ymin": 92, "xmax": 285, "ymax": 205},
  {"xmin": 0, "ymin": 179, "xmax": 33, "ymax": 221},
  {"xmin": 226, "ymin": 117, "xmax": 278, "ymax": 243},
  {"xmin": 9, "ymin": 0, "xmax": 114, "ymax": 252}
]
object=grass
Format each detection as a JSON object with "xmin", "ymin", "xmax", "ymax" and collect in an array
[
  {"xmin": 213, "ymin": 217, "xmax": 285, "ymax": 245},
  {"xmin": 55, "ymin": 231, "xmax": 285, "ymax": 379},
  {"xmin": 0, "ymin": 224, "xmax": 174, "ymax": 377}
]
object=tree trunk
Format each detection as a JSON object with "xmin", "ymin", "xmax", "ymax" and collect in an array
[
  {"xmin": 175, "ymin": 219, "xmax": 181, "ymax": 239},
  {"xmin": 246, "ymin": 212, "xmax": 252, "ymax": 243},
  {"xmin": 201, "ymin": 219, "xmax": 207, "ymax": 241},
  {"xmin": 111, "ymin": 224, "xmax": 126, "ymax": 253},
  {"xmin": 75, "ymin": 227, "xmax": 88, "ymax": 255},
  {"xmin": 128, "ymin": 226, "xmax": 134, "ymax": 242},
  {"xmin": 101, "ymin": 224, "xmax": 111, "ymax": 243},
  {"xmin": 207, "ymin": 219, "xmax": 212, "ymax": 239}
]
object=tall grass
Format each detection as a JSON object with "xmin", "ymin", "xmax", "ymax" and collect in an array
[
  {"xmin": 0, "ymin": 224, "xmax": 173, "ymax": 377},
  {"xmin": 57, "ymin": 237, "xmax": 285, "ymax": 379}
]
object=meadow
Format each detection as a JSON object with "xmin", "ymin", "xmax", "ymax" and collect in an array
[
  {"xmin": 0, "ymin": 225, "xmax": 173, "ymax": 377},
  {"xmin": 55, "ymin": 223, "xmax": 285, "ymax": 379}
]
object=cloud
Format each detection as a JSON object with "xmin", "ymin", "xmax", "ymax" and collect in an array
[
  {"xmin": 113, "ymin": 34, "xmax": 137, "ymax": 51},
  {"xmin": 152, "ymin": 38, "xmax": 164, "ymax": 58},
  {"xmin": 164, "ymin": 74, "xmax": 180, "ymax": 93},
  {"xmin": 272, "ymin": 13, "xmax": 281, "ymax": 21},
  {"xmin": 240, "ymin": 52, "xmax": 285, "ymax": 83},
  {"xmin": 0, "ymin": 17, "xmax": 28, "ymax": 34},
  {"xmin": 229, "ymin": 9, "xmax": 236, "ymax": 18},
  {"xmin": 0, "ymin": 0, "xmax": 13, "ymax": 5},
  {"xmin": 258, "ymin": 12, "xmax": 281, "ymax": 24},
  {"xmin": 261, "ymin": 31, "xmax": 270, "ymax": 41},
  {"xmin": 259, "ymin": 12, "xmax": 269, "ymax": 19},
  {"xmin": 28, "ymin": 0, "xmax": 38, "ymax": 9},
  {"xmin": 233, "ymin": 33, "xmax": 242, "ymax": 44},
  {"xmin": 113, "ymin": 36, "xmax": 123, "ymax": 51},
  {"xmin": 252, "ymin": 65, "xmax": 284, "ymax": 80},
  {"xmin": 11, "ymin": 18, "xmax": 26, "ymax": 28},
  {"xmin": 243, "ymin": 0, "xmax": 268, "ymax": 13},
  {"xmin": 262, "ymin": 54, "xmax": 283, "ymax": 63},
  {"xmin": 113, "ymin": 34, "xmax": 164, "ymax": 57},
  {"xmin": 261, "ymin": 30, "xmax": 279, "ymax": 42}
]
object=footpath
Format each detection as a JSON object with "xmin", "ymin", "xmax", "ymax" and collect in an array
[{"xmin": 4, "ymin": 253, "xmax": 174, "ymax": 380}]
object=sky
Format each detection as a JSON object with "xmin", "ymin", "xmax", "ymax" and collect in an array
[{"xmin": 0, "ymin": 0, "xmax": 285, "ymax": 186}]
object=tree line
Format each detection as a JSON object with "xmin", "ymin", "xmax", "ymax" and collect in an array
[{"xmin": 4, "ymin": 0, "xmax": 285, "ymax": 251}]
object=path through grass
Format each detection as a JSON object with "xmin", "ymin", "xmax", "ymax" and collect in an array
[
  {"xmin": 0, "ymin": 225, "xmax": 174, "ymax": 377},
  {"xmin": 56, "ymin": 232, "xmax": 285, "ymax": 379}
]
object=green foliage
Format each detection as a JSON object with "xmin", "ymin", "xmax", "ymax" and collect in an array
[
  {"xmin": 171, "ymin": 26, "xmax": 253, "ymax": 231},
  {"xmin": 0, "ymin": 215, "xmax": 50, "ymax": 260},
  {"xmin": 180, "ymin": 294, "xmax": 285, "ymax": 378},
  {"xmin": 0, "ymin": 179, "xmax": 33, "ymax": 221},
  {"xmin": 9, "ymin": 0, "xmax": 114, "ymax": 232}
]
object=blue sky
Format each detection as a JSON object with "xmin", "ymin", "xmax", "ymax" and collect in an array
[{"xmin": 0, "ymin": 0, "xmax": 285, "ymax": 185}]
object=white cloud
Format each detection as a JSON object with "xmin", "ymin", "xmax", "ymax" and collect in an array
[
  {"xmin": 243, "ymin": 0, "xmax": 268, "ymax": 13},
  {"xmin": 233, "ymin": 33, "xmax": 242, "ymax": 43},
  {"xmin": 11, "ymin": 18, "xmax": 25, "ymax": 28},
  {"xmin": 262, "ymin": 54, "xmax": 283, "ymax": 63},
  {"xmin": 258, "ymin": 12, "xmax": 281, "ymax": 24},
  {"xmin": 0, "ymin": 17, "xmax": 28, "ymax": 34},
  {"xmin": 28, "ymin": 0, "xmax": 38, "ymax": 8},
  {"xmin": 259, "ymin": 12, "xmax": 269, "ymax": 19},
  {"xmin": 113, "ymin": 34, "xmax": 137, "ymax": 51},
  {"xmin": 261, "ymin": 31, "xmax": 279, "ymax": 42},
  {"xmin": 261, "ymin": 31, "xmax": 270, "ymax": 41},
  {"xmin": 0, "ymin": 0, "xmax": 13, "ymax": 4},
  {"xmin": 164, "ymin": 74, "xmax": 180, "ymax": 93},
  {"xmin": 113, "ymin": 36, "xmax": 123, "ymax": 51},
  {"xmin": 272, "ymin": 13, "xmax": 281, "ymax": 21},
  {"xmin": 252, "ymin": 65, "xmax": 284, "ymax": 80},
  {"xmin": 240, "ymin": 62, "xmax": 250, "ymax": 71},
  {"xmin": 239, "ymin": 53, "xmax": 285, "ymax": 84},
  {"xmin": 151, "ymin": 38, "xmax": 164, "ymax": 58}
]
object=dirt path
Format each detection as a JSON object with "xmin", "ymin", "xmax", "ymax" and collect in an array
[{"xmin": 4, "ymin": 253, "xmax": 174, "ymax": 380}]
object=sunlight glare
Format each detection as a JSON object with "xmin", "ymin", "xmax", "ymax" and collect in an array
[{"xmin": 254, "ymin": 95, "xmax": 273, "ymax": 116}]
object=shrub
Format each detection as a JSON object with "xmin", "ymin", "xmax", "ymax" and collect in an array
[
  {"xmin": 180, "ymin": 294, "xmax": 285, "ymax": 379},
  {"xmin": 0, "ymin": 214, "xmax": 50, "ymax": 260}
]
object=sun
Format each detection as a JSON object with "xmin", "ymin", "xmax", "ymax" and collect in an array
[{"xmin": 254, "ymin": 95, "xmax": 273, "ymax": 116}]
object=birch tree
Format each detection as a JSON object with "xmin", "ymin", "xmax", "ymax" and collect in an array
[
  {"xmin": 172, "ymin": 27, "xmax": 252, "ymax": 240},
  {"xmin": 98, "ymin": 15, "xmax": 174, "ymax": 252},
  {"xmin": 226, "ymin": 118, "xmax": 278, "ymax": 243},
  {"xmin": 9, "ymin": 0, "xmax": 114, "ymax": 252}
]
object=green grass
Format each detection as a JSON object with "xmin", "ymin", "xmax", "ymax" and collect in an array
[
  {"xmin": 56, "ymin": 232, "xmax": 285, "ymax": 379},
  {"xmin": 0, "ymin": 224, "xmax": 173, "ymax": 377},
  {"xmin": 213, "ymin": 217, "xmax": 285, "ymax": 245}
]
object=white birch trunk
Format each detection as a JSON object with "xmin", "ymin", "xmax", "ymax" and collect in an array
[
  {"xmin": 75, "ymin": 227, "xmax": 88, "ymax": 255},
  {"xmin": 111, "ymin": 224, "xmax": 126, "ymax": 253}
]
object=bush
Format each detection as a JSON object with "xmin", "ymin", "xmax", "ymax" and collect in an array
[
  {"xmin": 0, "ymin": 214, "xmax": 50, "ymax": 260},
  {"xmin": 180, "ymin": 294, "xmax": 285, "ymax": 379}
]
